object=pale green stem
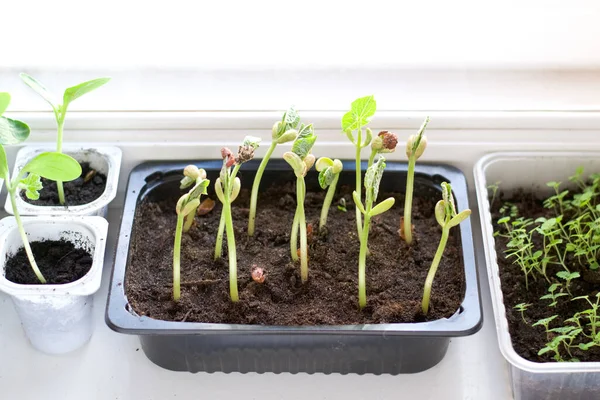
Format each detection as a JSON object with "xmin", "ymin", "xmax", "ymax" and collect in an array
[
  {"xmin": 422, "ymin": 226, "xmax": 450, "ymax": 314},
  {"xmin": 354, "ymin": 128, "xmax": 363, "ymax": 239},
  {"xmin": 358, "ymin": 215, "xmax": 372, "ymax": 310},
  {"xmin": 291, "ymin": 210, "xmax": 299, "ymax": 261},
  {"xmin": 297, "ymin": 178, "xmax": 308, "ymax": 282},
  {"xmin": 183, "ymin": 205, "xmax": 198, "ymax": 233},
  {"xmin": 319, "ymin": 174, "xmax": 339, "ymax": 231},
  {"xmin": 9, "ymin": 187, "xmax": 46, "ymax": 284},
  {"xmin": 367, "ymin": 149, "xmax": 377, "ymax": 170},
  {"xmin": 214, "ymin": 211, "xmax": 225, "ymax": 260},
  {"xmin": 403, "ymin": 156, "xmax": 416, "ymax": 244},
  {"xmin": 223, "ymin": 194, "xmax": 239, "ymax": 302},
  {"xmin": 56, "ymin": 115, "xmax": 66, "ymax": 205},
  {"xmin": 248, "ymin": 142, "xmax": 277, "ymax": 236},
  {"xmin": 173, "ymin": 213, "xmax": 184, "ymax": 301}
]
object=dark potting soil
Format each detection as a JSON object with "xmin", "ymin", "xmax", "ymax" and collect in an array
[
  {"xmin": 5, "ymin": 240, "xmax": 93, "ymax": 285},
  {"xmin": 125, "ymin": 180, "xmax": 466, "ymax": 325},
  {"xmin": 23, "ymin": 162, "xmax": 107, "ymax": 206},
  {"xmin": 492, "ymin": 190, "xmax": 600, "ymax": 363}
]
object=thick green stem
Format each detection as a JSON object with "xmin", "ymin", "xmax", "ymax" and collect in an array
[
  {"xmin": 422, "ymin": 226, "xmax": 450, "ymax": 314},
  {"xmin": 291, "ymin": 210, "xmax": 299, "ymax": 261},
  {"xmin": 297, "ymin": 178, "xmax": 308, "ymax": 282},
  {"xmin": 403, "ymin": 157, "xmax": 416, "ymax": 244},
  {"xmin": 224, "ymin": 195, "xmax": 239, "ymax": 302},
  {"xmin": 354, "ymin": 128, "xmax": 364, "ymax": 240},
  {"xmin": 214, "ymin": 211, "xmax": 225, "ymax": 260},
  {"xmin": 319, "ymin": 174, "xmax": 339, "ymax": 231},
  {"xmin": 173, "ymin": 213, "xmax": 184, "ymax": 301},
  {"xmin": 248, "ymin": 142, "xmax": 277, "ymax": 236},
  {"xmin": 183, "ymin": 205, "xmax": 198, "ymax": 232},
  {"xmin": 56, "ymin": 116, "xmax": 66, "ymax": 205},
  {"xmin": 9, "ymin": 189, "xmax": 46, "ymax": 284},
  {"xmin": 358, "ymin": 214, "xmax": 372, "ymax": 310}
]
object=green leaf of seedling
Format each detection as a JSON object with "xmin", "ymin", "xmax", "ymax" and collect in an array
[
  {"xmin": 282, "ymin": 107, "xmax": 300, "ymax": 130},
  {"xmin": 546, "ymin": 181, "xmax": 561, "ymax": 188},
  {"xmin": 557, "ymin": 271, "xmax": 580, "ymax": 281},
  {"xmin": 19, "ymin": 73, "xmax": 58, "ymax": 111},
  {"xmin": 369, "ymin": 197, "xmax": 395, "ymax": 217},
  {"xmin": 548, "ymin": 283, "xmax": 561, "ymax": 293},
  {"xmin": 188, "ymin": 179, "xmax": 210, "ymax": 199},
  {"xmin": 0, "ymin": 146, "xmax": 9, "ymax": 181},
  {"xmin": 449, "ymin": 209, "xmax": 471, "ymax": 227},
  {"xmin": 579, "ymin": 342, "xmax": 596, "ymax": 351},
  {"xmin": 22, "ymin": 152, "xmax": 82, "ymax": 182},
  {"xmin": 341, "ymin": 95, "xmax": 376, "ymax": 132},
  {"xmin": 62, "ymin": 77, "xmax": 110, "ymax": 109},
  {"xmin": 498, "ymin": 216, "xmax": 511, "ymax": 224},
  {"xmin": 538, "ymin": 347, "xmax": 553, "ymax": 356},
  {"xmin": 364, "ymin": 156, "xmax": 386, "ymax": 203},
  {"xmin": 291, "ymin": 124, "xmax": 316, "ymax": 160},
  {"xmin": 532, "ymin": 315, "xmax": 558, "ymax": 327},
  {"xmin": 19, "ymin": 173, "xmax": 43, "ymax": 200},
  {"xmin": 532, "ymin": 250, "xmax": 543, "ymax": 259},
  {"xmin": 352, "ymin": 191, "xmax": 366, "ymax": 214},
  {"xmin": 318, "ymin": 167, "xmax": 335, "ymax": 189},
  {"xmin": 0, "ymin": 92, "xmax": 10, "ymax": 115},
  {"xmin": 0, "ymin": 117, "xmax": 30, "ymax": 145}
]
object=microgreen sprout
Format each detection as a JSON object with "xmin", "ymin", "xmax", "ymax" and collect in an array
[
  {"xmin": 556, "ymin": 271, "xmax": 580, "ymax": 296},
  {"xmin": 341, "ymin": 95, "xmax": 376, "ymax": 238},
  {"xmin": 19, "ymin": 73, "xmax": 110, "ymax": 205},
  {"xmin": 315, "ymin": 157, "xmax": 343, "ymax": 232},
  {"xmin": 283, "ymin": 124, "xmax": 317, "ymax": 283},
  {"xmin": 352, "ymin": 156, "xmax": 395, "ymax": 309},
  {"xmin": 422, "ymin": 182, "xmax": 471, "ymax": 314},
  {"xmin": 337, "ymin": 198, "xmax": 347, "ymax": 212},
  {"xmin": 540, "ymin": 283, "xmax": 568, "ymax": 307},
  {"xmin": 248, "ymin": 107, "xmax": 299, "ymax": 236},
  {"xmin": 514, "ymin": 303, "xmax": 532, "ymax": 324},
  {"xmin": 172, "ymin": 165, "xmax": 210, "ymax": 302},
  {"xmin": 487, "ymin": 181, "xmax": 501, "ymax": 207},
  {"xmin": 215, "ymin": 136, "xmax": 261, "ymax": 302},
  {"xmin": 402, "ymin": 117, "xmax": 429, "ymax": 245},
  {"xmin": 0, "ymin": 93, "xmax": 82, "ymax": 283}
]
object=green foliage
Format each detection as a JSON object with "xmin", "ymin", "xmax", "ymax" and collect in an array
[
  {"xmin": 291, "ymin": 124, "xmax": 316, "ymax": 160},
  {"xmin": 18, "ymin": 174, "xmax": 43, "ymax": 200},
  {"xmin": 22, "ymin": 152, "xmax": 82, "ymax": 182},
  {"xmin": 0, "ymin": 92, "xmax": 10, "ymax": 115},
  {"xmin": 514, "ymin": 302, "xmax": 532, "ymax": 324},
  {"xmin": 341, "ymin": 95, "xmax": 376, "ymax": 132}
]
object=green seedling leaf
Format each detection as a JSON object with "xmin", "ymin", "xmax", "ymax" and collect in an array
[
  {"xmin": 369, "ymin": 197, "xmax": 395, "ymax": 217},
  {"xmin": 181, "ymin": 198, "xmax": 200, "ymax": 216},
  {"xmin": 19, "ymin": 173, "xmax": 43, "ymax": 200},
  {"xmin": 557, "ymin": 271, "xmax": 580, "ymax": 281},
  {"xmin": 318, "ymin": 167, "xmax": 335, "ymax": 189},
  {"xmin": 533, "ymin": 250, "xmax": 543, "ymax": 259},
  {"xmin": 188, "ymin": 179, "xmax": 210, "ymax": 199},
  {"xmin": 0, "ymin": 146, "xmax": 9, "ymax": 181},
  {"xmin": 364, "ymin": 156, "xmax": 386, "ymax": 203},
  {"xmin": 282, "ymin": 107, "xmax": 300, "ymax": 130},
  {"xmin": 579, "ymin": 342, "xmax": 596, "ymax": 351},
  {"xmin": 532, "ymin": 315, "xmax": 558, "ymax": 328},
  {"xmin": 20, "ymin": 73, "xmax": 58, "ymax": 111},
  {"xmin": 0, "ymin": 117, "xmax": 30, "ymax": 145},
  {"xmin": 291, "ymin": 124, "xmax": 316, "ymax": 160},
  {"xmin": 341, "ymin": 95, "xmax": 376, "ymax": 132},
  {"xmin": 22, "ymin": 152, "xmax": 82, "ymax": 182},
  {"xmin": 63, "ymin": 77, "xmax": 111, "ymax": 108},
  {"xmin": 498, "ymin": 216, "xmax": 511, "ymax": 224},
  {"xmin": 352, "ymin": 191, "xmax": 366, "ymax": 214},
  {"xmin": 0, "ymin": 92, "xmax": 10, "ymax": 115}
]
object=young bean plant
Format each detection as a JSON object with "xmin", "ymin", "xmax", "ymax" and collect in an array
[
  {"xmin": 422, "ymin": 182, "xmax": 471, "ymax": 314},
  {"xmin": 315, "ymin": 157, "xmax": 343, "ymax": 232},
  {"xmin": 283, "ymin": 124, "xmax": 317, "ymax": 283},
  {"xmin": 19, "ymin": 73, "xmax": 110, "ymax": 205},
  {"xmin": 215, "ymin": 136, "xmax": 261, "ymax": 302},
  {"xmin": 352, "ymin": 157, "xmax": 395, "ymax": 309},
  {"xmin": 402, "ymin": 117, "xmax": 429, "ymax": 245},
  {"xmin": 248, "ymin": 107, "xmax": 299, "ymax": 236},
  {"xmin": 341, "ymin": 95, "xmax": 376, "ymax": 238},
  {"xmin": 172, "ymin": 165, "xmax": 210, "ymax": 302},
  {"xmin": 0, "ymin": 92, "xmax": 81, "ymax": 283}
]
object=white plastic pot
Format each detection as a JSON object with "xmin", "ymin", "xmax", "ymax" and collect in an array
[
  {"xmin": 0, "ymin": 216, "xmax": 108, "ymax": 354},
  {"xmin": 4, "ymin": 145, "xmax": 122, "ymax": 217},
  {"xmin": 475, "ymin": 152, "xmax": 600, "ymax": 400}
]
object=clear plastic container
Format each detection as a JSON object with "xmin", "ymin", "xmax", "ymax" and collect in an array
[
  {"xmin": 474, "ymin": 152, "xmax": 600, "ymax": 400},
  {"xmin": 0, "ymin": 216, "xmax": 109, "ymax": 354},
  {"xmin": 4, "ymin": 145, "xmax": 122, "ymax": 217}
]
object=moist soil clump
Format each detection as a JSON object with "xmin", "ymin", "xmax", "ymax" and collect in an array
[
  {"xmin": 126, "ymin": 181, "xmax": 466, "ymax": 325},
  {"xmin": 5, "ymin": 240, "xmax": 93, "ymax": 284},
  {"xmin": 23, "ymin": 162, "xmax": 107, "ymax": 206}
]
